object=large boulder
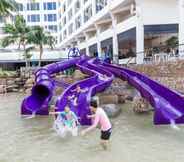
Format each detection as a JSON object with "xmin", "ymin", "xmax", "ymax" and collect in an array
[
  {"xmin": 98, "ymin": 95, "xmax": 119, "ymax": 105},
  {"xmin": 102, "ymin": 104, "xmax": 121, "ymax": 118},
  {"xmin": 25, "ymin": 78, "xmax": 34, "ymax": 85},
  {"xmin": 25, "ymin": 88, "xmax": 32, "ymax": 95},
  {"xmin": 73, "ymin": 70, "xmax": 87, "ymax": 80},
  {"xmin": 0, "ymin": 85, "xmax": 4, "ymax": 94},
  {"xmin": 54, "ymin": 87, "xmax": 64, "ymax": 96},
  {"xmin": 132, "ymin": 96, "xmax": 152, "ymax": 113},
  {"xmin": 118, "ymin": 95, "xmax": 126, "ymax": 104},
  {"xmin": 7, "ymin": 80, "xmax": 15, "ymax": 85}
]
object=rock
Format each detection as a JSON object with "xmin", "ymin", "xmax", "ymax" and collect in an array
[
  {"xmin": 25, "ymin": 78, "xmax": 34, "ymax": 85},
  {"xmin": 15, "ymin": 78, "xmax": 22, "ymax": 82},
  {"xmin": 118, "ymin": 95, "xmax": 126, "ymax": 103},
  {"xmin": 19, "ymin": 89, "xmax": 24, "ymax": 93},
  {"xmin": 132, "ymin": 96, "xmax": 151, "ymax": 113},
  {"xmin": 55, "ymin": 87, "xmax": 64, "ymax": 96},
  {"xmin": 24, "ymin": 83, "xmax": 33, "ymax": 89},
  {"xmin": 0, "ymin": 85, "xmax": 5, "ymax": 93},
  {"xmin": 98, "ymin": 95, "xmax": 119, "ymax": 104},
  {"xmin": 73, "ymin": 70, "xmax": 87, "ymax": 80},
  {"xmin": 12, "ymin": 88, "xmax": 19, "ymax": 92},
  {"xmin": 7, "ymin": 80, "xmax": 15, "ymax": 85},
  {"xmin": 25, "ymin": 88, "xmax": 32, "ymax": 95},
  {"xmin": 102, "ymin": 104, "xmax": 121, "ymax": 118}
]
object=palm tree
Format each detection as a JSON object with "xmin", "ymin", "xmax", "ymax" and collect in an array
[
  {"xmin": 0, "ymin": 0, "xmax": 16, "ymax": 16},
  {"xmin": 28, "ymin": 26, "xmax": 55, "ymax": 67},
  {"xmin": 1, "ymin": 15, "xmax": 31, "ymax": 67},
  {"xmin": 2, "ymin": 15, "xmax": 30, "ymax": 50},
  {"xmin": 23, "ymin": 46, "xmax": 34, "ymax": 67}
]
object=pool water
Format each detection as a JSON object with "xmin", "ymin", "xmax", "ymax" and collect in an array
[{"xmin": 0, "ymin": 93, "xmax": 184, "ymax": 162}]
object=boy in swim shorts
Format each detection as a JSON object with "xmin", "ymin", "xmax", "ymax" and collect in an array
[{"xmin": 81, "ymin": 99, "xmax": 112, "ymax": 150}]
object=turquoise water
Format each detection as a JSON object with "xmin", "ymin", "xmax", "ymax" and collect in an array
[{"xmin": 0, "ymin": 93, "xmax": 184, "ymax": 162}]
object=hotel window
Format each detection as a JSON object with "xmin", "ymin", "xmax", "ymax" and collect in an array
[
  {"xmin": 17, "ymin": 4, "xmax": 23, "ymax": 11},
  {"xmin": 60, "ymin": 34, "xmax": 62, "ymax": 42},
  {"xmin": 84, "ymin": 5, "xmax": 92, "ymax": 22},
  {"xmin": 27, "ymin": 3, "xmax": 40, "ymax": 11},
  {"xmin": 63, "ymin": 30, "xmax": 67, "ymax": 39},
  {"xmin": 84, "ymin": 0, "xmax": 88, "ymax": 4},
  {"xmin": 0, "ymin": 16, "xmax": 4, "ymax": 23},
  {"xmin": 63, "ymin": 3, "xmax": 66, "ymax": 13},
  {"xmin": 43, "ymin": 2, "xmax": 56, "ymax": 10},
  {"xmin": 44, "ymin": 14, "xmax": 57, "ymax": 22},
  {"xmin": 75, "ymin": 0, "xmax": 81, "ymax": 13},
  {"xmin": 68, "ymin": 9, "xmax": 73, "ymax": 21},
  {"xmin": 59, "ymin": 22, "xmax": 62, "ymax": 30},
  {"xmin": 63, "ymin": 17, "xmax": 66, "ymax": 26},
  {"xmin": 75, "ymin": 15, "xmax": 81, "ymax": 29},
  {"xmin": 67, "ymin": 0, "xmax": 73, "ymax": 7},
  {"xmin": 96, "ymin": 0, "xmax": 107, "ymax": 13},
  {"xmin": 68, "ymin": 23, "xmax": 73, "ymax": 34},
  {"xmin": 27, "ymin": 15, "xmax": 40, "ymax": 22},
  {"xmin": 59, "ymin": 13, "xmax": 62, "ymax": 19},
  {"xmin": 47, "ymin": 25, "xmax": 57, "ymax": 32}
]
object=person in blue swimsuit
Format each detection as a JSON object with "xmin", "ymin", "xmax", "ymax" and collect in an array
[{"xmin": 50, "ymin": 106, "xmax": 79, "ymax": 137}]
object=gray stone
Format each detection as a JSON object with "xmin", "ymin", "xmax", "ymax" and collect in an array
[
  {"xmin": 7, "ymin": 80, "xmax": 15, "ymax": 85},
  {"xmin": 99, "ymin": 95, "xmax": 119, "ymax": 105},
  {"xmin": 118, "ymin": 95, "xmax": 126, "ymax": 103},
  {"xmin": 102, "ymin": 104, "xmax": 121, "ymax": 118}
]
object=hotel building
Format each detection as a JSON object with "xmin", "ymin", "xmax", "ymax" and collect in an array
[{"xmin": 58, "ymin": 0, "xmax": 184, "ymax": 64}]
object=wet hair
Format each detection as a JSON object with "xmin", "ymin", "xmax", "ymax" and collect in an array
[{"xmin": 90, "ymin": 99, "xmax": 98, "ymax": 108}]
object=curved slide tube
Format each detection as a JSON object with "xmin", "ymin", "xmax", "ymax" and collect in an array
[
  {"xmin": 99, "ymin": 61, "xmax": 184, "ymax": 125},
  {"xmin": 21, "ymin": 57, "xmax": 81, "ymax": 115},
  {"xmin": 56, "ymin": 57, "xmax": 114, "ymax": 125}
]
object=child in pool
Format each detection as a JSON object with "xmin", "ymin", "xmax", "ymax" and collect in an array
[
  {"xmin": 81, "ymin": 99, "xmax": 112, "ymax": 150},
  {"xmin": 50, "ymin": 106, "xmax": 79, "ymax": 137}
]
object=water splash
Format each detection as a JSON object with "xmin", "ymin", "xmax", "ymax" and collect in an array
[
  {"xmin": 24, "ymin": 111, "xmax": 36, "ymax": 119},
  {"xmin": 170, "ymin": 119, "xmax": 180, "ymax": 131}
]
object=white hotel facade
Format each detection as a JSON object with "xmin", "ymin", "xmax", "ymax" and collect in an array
[
  {"xmin": 0, "ymin": 0, "xmax": 184, "ymax": 68},
  {"xmin": 58, "ymin": 0, "xmax": 184, "ymax": 64}
]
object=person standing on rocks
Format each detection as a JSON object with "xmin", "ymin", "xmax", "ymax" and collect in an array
[{"xmin": 81, "ymin": 99, "xmax": 112, "ymax": 150}]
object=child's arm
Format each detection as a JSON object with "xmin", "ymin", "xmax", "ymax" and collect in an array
[
  {"xmin": 49, "ymin": 111, "xmax": 61, "ymax": 115},
  {"xmin": 87, "ymin": 114, "xmax": 95, "ymax": 119},
  {"xmin": 81, "ymin": 88, "xmax": 88, "ymax": 93},
  {"xmin": 81, "ymin": 114, "xmax": 99, "ymax": 135}
]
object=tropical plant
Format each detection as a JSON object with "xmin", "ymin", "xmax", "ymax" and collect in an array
[
  {"xmin": 23, "ymin": 46, "xmax": 34, "ymax": 67},
  {"xmin": 165, "ymin": 36, "xmax": 178, "ymax": 48},
  {"xmin": 2, "ymin": 15, "xmax": 30, "ymax": 50},
  {"xmin": 0, "ymin": 0, "xmax": 16, "ymax": 16},
  {"xmin": 28, "ymin": 26, "xmax": 55, "ymax": 67},
  {"xmin": 1, "ymin": 15, "xmax": 32, "ymax": 68}
]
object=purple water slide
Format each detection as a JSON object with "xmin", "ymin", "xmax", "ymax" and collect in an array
[
  {"xmin": 56, "ymin": 57, "xmax": 114, "ymax": 125},
  {"xmin": 21, "ymin": 57, "xmax": 81, "ymax": 115},
  {"xmin": 100, "ymin": 62, "xmax": 184, "ymax": 125}
]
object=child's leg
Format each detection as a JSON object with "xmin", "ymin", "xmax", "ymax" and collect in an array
[
  {"xmin": 100, "ymin": 140, "xmax": 109, "ymax": 150},
  {"xmin": 73, "ymin": 97, "xmax": 78, "ymax": 106},
  {"xmin": 71, "ymin": 127, "xmax": 78, "ymax": 136}
]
